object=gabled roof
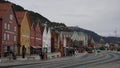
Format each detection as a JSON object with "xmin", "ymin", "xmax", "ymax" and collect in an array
[
  {"xmin": 30, "ymin": 23, "xmax": 35, "ymax": 31},
  {"xmin": 15, "ymin": 11, "xmax": 26, "ymax": 25},
  {"xmin": 0, "ymin": 3, "xmax": 12, "ymax": 18},
  {"xmin": 71, "ymin": 31, "xmax": 80, "ymax": 41}
]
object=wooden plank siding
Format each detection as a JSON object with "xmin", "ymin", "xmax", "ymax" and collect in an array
[
  {"xmin": 35, "ymin": 23, "xmax": 42, "ymax": 47},
  {"xmin": 0, "ymin": 3, "xmax": 18, "ymax": 57},
  {"xmin": 16, "ymin": 11, "xmax": 30, "ymax": 55}
]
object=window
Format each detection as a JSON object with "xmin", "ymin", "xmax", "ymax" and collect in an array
[
  {"xmin": 14, "ymin": 26, "xmax": 16, "ymax": 32},
  {"xmin": 4, "ymin": 23, "xmax": 7, "ymax": 29},
  {"xmin": 8, "ymin": 24, "xmax": 10, "ymax": 30},
  {"xmin": 7, "ymin": 34, "xmax": 9, "ymax": 41},
  {"xmin": 22, "ymin": 29, "xmax": 24, "ymax": 33},
  {"xmin": 10, "ymin": 14, "xmax": 13, "ymax": 20},
  {"xmin": 14, "ymin": 35, "xmax": 16, "ymax": 41},
  {"xmin": 3, "ymin": 46, "xmax": 7, "ymax": 52},
  {"xmin": 4, "ymin": 33, "xmax": 6, "ymax": 40}
]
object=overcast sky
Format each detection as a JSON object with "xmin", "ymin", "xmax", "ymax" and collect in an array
[{"xmin": 8, "ymin": 0, "xmax": 120, "ymax": 37}]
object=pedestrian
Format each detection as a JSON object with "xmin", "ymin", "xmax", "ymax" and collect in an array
[
  {"xmin": 41, "ymin": 52, "xmax": 44, "ymax": 60},
  {"xmin": 22, "ymin": 45, "xmax": 26, "ymax": 58},
  {"xmin": 39, "ymin": 51, "xmax": 42, "ymax": 60}
]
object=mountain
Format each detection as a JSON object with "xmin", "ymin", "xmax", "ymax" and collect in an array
[
  {"xmin": 0, "ymin": 0, "xmax": 51, "ymax": 24},
  {"xmin": 1, "ymin": 0, "xmax": 120, "ymax": 43},
  {"xmin": 68, "ymin": 26, "xmax": 120, "ymax": 43}
]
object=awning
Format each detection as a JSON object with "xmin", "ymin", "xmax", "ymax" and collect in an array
[{"xmin": 31, "ymin": 46, "xmax": 42, "ymax": 49}]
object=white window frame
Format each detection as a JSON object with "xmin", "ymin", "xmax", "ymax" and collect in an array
[
  {"xmin": 4, "ymin": 23, "xmax": 7, "ymax": 29},
  {"xmin": 14, "ymin": 35, "xmax": 16, "ymax": 41},
  {"xmin": 14, "ymin": 26, "xmax": 16, "ymax": 32},
  {"xmin": 10, "ymin": 14, "xmax": 13, "ymax": 20},
  {"xmin": 4, "ymin": 33, "xmax": 6, "ymax": 40},
  {"xmin": 8, "ymin": 24, "xmax": 10, "ymax": 30}
]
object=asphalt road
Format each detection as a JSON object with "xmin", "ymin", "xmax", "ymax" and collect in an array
[{"xmin": 10, "ymin": 51, "xmax": 120, "ymax": 68}]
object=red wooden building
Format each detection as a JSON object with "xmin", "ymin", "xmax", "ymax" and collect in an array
[
  {"xmin": 51, "ymin": 32, "xmax": 59, "ymax": 52},
  {"xmin": 59, "ymin": 34, "xmax": 64, "ymax": 57},
  {"xmin": 34, "ymin": 22, "xmax": 42, "ymax": 54},
  {"xmin": 0, "ymin": 3, "xmax": 18, "ymax": 57},
  {"xmin": 35, "ymin": 22, "xmax": 42, "ymax": 47},
  {"xmin": 30, "ymin": 23, "xmax": 35, "ymax": 54}
]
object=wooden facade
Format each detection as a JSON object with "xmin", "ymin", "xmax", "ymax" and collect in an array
[
  {"xmin": 16, "ymin": 11, "xmax": 30, "ymax": 55},
  {"xmin": 35, "ymin": 23, "xmax": 42, "ymax": 46},
  {"xmin": 51, "ymin": 32, "xmax": 59, "ymax": 52},
  {"xmin": 47, "ymin": 28, "xmax": 51, "ymax": 53},
  {"xmin": 30, "ymin": 23, "xmax": 35, "ymax": 47},
  {"xmin": 59, "ymin": 32, "xmax": 64, "ymax": 57},
  {"xmin": 0, "ymin": 3, "xmax": 18, "ymax": 57},
  {"xmin": 30, "ymin": 23, "xmax": 35, "ymax": 54}
]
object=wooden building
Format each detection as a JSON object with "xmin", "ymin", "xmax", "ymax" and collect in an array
[
  {"xmin": 0, "ymin": 3, "xmax": 18, "ymax": 57},
  {"xmin": 34, "ymin": 22, "xmax": 42, "ymax": 53},
  {"xmin": 30, "ymin": 23, "xmax": 35, "ymax": 54},
  {"xmin": 42, "ymin": 24, "xmax": 51, "ymax": 53},
  {"xmin": 16, "ymin": 11, "xmax": 30, "ymax": 55}
]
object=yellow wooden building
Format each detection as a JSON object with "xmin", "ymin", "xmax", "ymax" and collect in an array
[{"xmin": 16, "ymin": 11, "xmax": 30, "ymax": 55}]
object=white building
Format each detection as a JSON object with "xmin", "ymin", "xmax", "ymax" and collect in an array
[
  {"xmin": 71, "ymin": 31, "xmax": 88, "ymax": 46},
  {"xmin": 63, "ymin": 35, "xmax": 67, "ymax": 47},
  {"xmin": 42, "ymin": 24, "xmax": 47, "ymax": 48},
  {"xmin": 71, "ymin": 31, "xmax": 80, "ymax": 41},
  {"xmin": 47, "ymin": 28, "xmax": 51, "ymax": 53},
  {"xmin": 42, "ymin": 24, "xmax": 51, "ymax": 53}
]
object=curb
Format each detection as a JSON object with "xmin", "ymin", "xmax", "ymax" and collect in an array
[{"xmin": 0, "ymin": 53, "xmax": 87, "ymax": 68}]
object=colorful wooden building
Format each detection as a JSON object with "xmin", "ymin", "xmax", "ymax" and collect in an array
[
  {"xmin": 30, "ymin": 23, "xmax": 35, "ymax": 54},
  {"xmin": 34, "ymin": 22, "xmax": 42, "ymax": 53},
  {"xmin": 59, "ymin": 32, "xmax": 64, "ymax": 57},
  {"xmin": 47, "ymin": 27, "xmax": 51, "ymax": 53},
  {"xmin": 42, "ymin": 24, "xmax": 47, "ymax": 52},
  {"xmin": 0, "ymin": 3, "xmax": 18, "ymax": 57},
  {"xmin": 16, "ymin": 11, "xmax": 30, "ymax": 55},
  {"xmin": 42, "ymin": 24, "xmax": 51, "ymax": 53},
  {"xmin": 51, "ymin": 31, "xmax": 59, "ymax": 52}
]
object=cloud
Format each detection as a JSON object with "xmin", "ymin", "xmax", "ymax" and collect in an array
[{"xmin": 8, "ymin": 0, "xmax": 120, "ymax": 36}]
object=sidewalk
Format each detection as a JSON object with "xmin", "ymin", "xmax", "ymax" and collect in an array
[{"xmin": 0, "ymin": 52, "xmax": 87, "ymax": 67}]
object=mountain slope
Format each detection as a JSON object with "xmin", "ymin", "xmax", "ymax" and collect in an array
[
  {"xmin": 69, "ymin": 26, "xmax": 120, "ymax": 43},
  {"xmin": 1, "ymin": 0, "xmax": 120, "ymax": 43}
]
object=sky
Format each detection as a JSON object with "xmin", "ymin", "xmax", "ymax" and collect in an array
[{"xmin": 8, "ymin": 0, "xmax": 120, "ymax": 37}]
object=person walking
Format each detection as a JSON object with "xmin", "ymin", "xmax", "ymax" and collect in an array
[
  {"xmin": 39, "ymin": 51, "xmax": 43, "ymax": 60},
  {"xmin": 22, "ymin": 45, "xmax": 26, "ymax": 58}
]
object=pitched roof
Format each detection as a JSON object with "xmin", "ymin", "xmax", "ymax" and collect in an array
[
  {"xmin": 0, "ymin": 3, "xmax": 12, "ymax": 18},
  {"xmin": 15, "ymin": 11, "xmax": 26, "ymax": 25}
]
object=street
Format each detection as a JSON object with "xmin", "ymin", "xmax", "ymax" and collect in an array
[{"xmin": 8, "ymin": 51, "xmax": 120, "ymax": 68}]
